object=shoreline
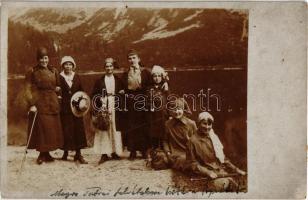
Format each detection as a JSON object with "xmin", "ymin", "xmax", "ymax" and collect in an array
[{"xmin": 8, "ymin": 65, "xmax": 246, "ymax": 80}]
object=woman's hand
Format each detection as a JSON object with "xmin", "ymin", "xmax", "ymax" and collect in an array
[
  {"xmin": 55, "ymin": 86, "xmax": 61, "ymax": 92},
  {"xmin": 236, "ymin": 168, "xmax": 247, "ymax": 176},
  {"xmin": 29, "ymin": 105, "xmax": 37, "ymax": 113},
  {"xmin": 162, "ymin": 82, "xmax": 169, "ymax": 91},
  {"xmin": 208, "ymin": 171, "xmax": 218, "ymax": 179}
]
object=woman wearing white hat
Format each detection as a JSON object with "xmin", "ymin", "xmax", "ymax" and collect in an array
[
  {"xmin": 185, "ymin": 112, "xmax": 246, "ymax": 191},
  {"xmin": 146, "ymin": 65, "xmax": 170, "ymax": 150},
  {"xmin": 59, "ymin": 56, "xmax": 88, "ymax": 164}
]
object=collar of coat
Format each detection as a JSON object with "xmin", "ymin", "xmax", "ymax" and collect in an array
[
  {"xmin": 34, "ymin": 64, "xmax": 55, "ymax": 73},
  {"xmin": 172, "ymin": 116, "xmax": 190, "ymax": 125}
]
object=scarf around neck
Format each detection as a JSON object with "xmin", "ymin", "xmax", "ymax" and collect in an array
[
  {"xmin": 208, "ymin": 129, "xmax": 225, "ymax": 163},
  {"xmin": 60, "ymin": 71, "xmax": 75, "ymax": 88}
]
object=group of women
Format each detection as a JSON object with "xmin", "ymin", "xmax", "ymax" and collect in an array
[
  {"xmin": 26, "ymin": 47, "xmax": 169, "ymax": 165},
  {"xmin": 25, "ymin": 46, "xmax": 247, "ymax": 192}
]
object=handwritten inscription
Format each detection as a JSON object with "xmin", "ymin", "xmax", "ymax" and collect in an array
[
  {"xmin": 50, "ymin": 185, "xmax": 220, "ymax": 198},
  {"xmin": 50, "ymin": 189, "xmax": 78, "ymax": 199},
  {"xmin": 113, "ymin": 185, "xmax": 161, "ymax": 197}
]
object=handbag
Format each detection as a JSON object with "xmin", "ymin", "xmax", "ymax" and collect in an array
[{"xmin": 92, "ymin": 110, "xmax": 110, "ymax": 131}]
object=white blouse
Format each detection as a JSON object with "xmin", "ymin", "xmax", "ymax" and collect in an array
[
  {"xmin": 60, "ymin": 71, "xmax": 75, "ymax": 88},
  {"xmin": 104, "ymin": 75, "xmax": 115, "ymax": 94}
]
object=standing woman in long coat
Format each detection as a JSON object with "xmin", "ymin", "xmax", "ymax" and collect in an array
[
  {"xmin": 25, "ymin": 47, "xmax": 64, "ymax": 164},
  {"xmin": 122, "ymin": 49, "xmax": 152, "ymax": 160},
  {"xmin": 59, "ymin": 56, "xmax": 88, "ymax": 164},
  {"xmin": 91, "ymin": 57, "xmax": 124, "ymax": 164}
]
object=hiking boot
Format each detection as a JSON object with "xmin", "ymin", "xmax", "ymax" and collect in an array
[
  {"xmin": 128, "ymin": 151, "xmax": 137, "ymax": 160},
  {"xmin": 98, "ymin": 154, "xmax": 109, "ymax": 164},
  {"xmin": 74, "ymin": 154, "xmax": 88, "ymax": 164},
  {"xmin": 61, "ymin": 151, "xmax": 68, "ymax": 160},
  {"xmin": 111, "ymin": 153, "xmax": 121, "ymax": 160}
]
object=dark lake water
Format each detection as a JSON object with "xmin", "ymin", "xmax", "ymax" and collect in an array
[{"xmin": 7, "ymin": 69, "xmax": 247, "ymax": 169}]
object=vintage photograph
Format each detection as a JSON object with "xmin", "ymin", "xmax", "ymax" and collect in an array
[{"xmin": 3, "ymin": 4, "xmax": 248, "ymax": 198}]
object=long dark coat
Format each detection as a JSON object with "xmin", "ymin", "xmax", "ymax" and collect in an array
[
  {"xmin": 26, "ymin": 65, "xmax": 64, "ymax": 152},
  {"xmin": 59, "ymin": 73, "xmax": 87, "ymax": 150},
  {"xmin": 91, "ymin": 74, "xmax": 124, "ymax": 132},
  {"xmin": 121, "ymin": 67, "xmax": 152, "ymax": 152}
]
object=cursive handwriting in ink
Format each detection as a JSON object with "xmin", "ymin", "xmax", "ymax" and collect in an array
[
  {"xmin": 82, "ymin": 187, "xmax": 110, "ymax": 197},
  {"xmin": 165, "ymin": 186, "xmax": 190, "ymax": 195},
  {"xmin": 50, "ymin": 189, "xmax": 79, "ymax": 199},
  {"xmin": 113, "ymin": 184, "xmax": 161, "ymax": 197}
]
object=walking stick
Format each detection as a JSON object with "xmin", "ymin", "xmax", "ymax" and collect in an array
[{"xmin": 19, "ymin": 110, "xmax": 38, "ymax": 175}]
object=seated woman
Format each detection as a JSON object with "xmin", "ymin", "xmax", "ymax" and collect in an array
[
  {"xmin": 163, "ymin": 97, "xmax": 197, "ymax": 170},
  {"xmin": 186, "ymin": 112, "xmax": 246, "ymax": 192}
]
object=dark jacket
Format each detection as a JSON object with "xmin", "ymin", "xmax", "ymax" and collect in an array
[
  {"xmin": 121, "ymin": 67, "xmax": 152, "ymax": 93},
  {"xmin": 25, "ymin": 65, "xmax": 61, "ymax": 114},
  {"xmin": 121, "ymin": 67, "xmax": 152, "ymax": 151},
  {"xmin": 26, "ymin": 65, "xmax": 63, "ymax": 151},
  {"xmin": 59, "ymin": 73, "xmax": 87, "ymax": 150},
  {"xmin": 60, "ymin": 73, "xmax": 83, "ymax": 114}
]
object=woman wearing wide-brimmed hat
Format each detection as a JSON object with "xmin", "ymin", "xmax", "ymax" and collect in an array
[
  {"xmin": 59, "ymin": 56, "xmax": 88, "ymax": 164},
  {"xmin": 25, "ymin": 47, "xmax": 64, "ymax": 164}
]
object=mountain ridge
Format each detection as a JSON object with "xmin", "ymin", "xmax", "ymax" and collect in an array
[{"xmin": 8, "ymin": 8, "xmax": 248, "ymax": 74}]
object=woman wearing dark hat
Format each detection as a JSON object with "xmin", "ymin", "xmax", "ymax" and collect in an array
[
  {"xmin": 25, "ymin": 47, "xmax": 64, "ymax": 164},
  {"xmin": 59, "ymin": 56, "xmax": 88, "ymax": 164},
  {"xmin": 122, "ymin": 49, "xmax": 152, "ymax": 160}
]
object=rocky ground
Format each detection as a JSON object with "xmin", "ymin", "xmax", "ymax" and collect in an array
[{"xmin": 2, "ymin": 146, "xmax": 200, "ymax": 199}]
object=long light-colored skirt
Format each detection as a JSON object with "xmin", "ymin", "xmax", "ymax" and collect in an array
[{"xmin": 93, "ymin": 96, "xmax": 123, "ymax": 155}]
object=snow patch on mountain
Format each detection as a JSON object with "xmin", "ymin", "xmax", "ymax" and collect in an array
[
  {"xmin": 114, "ymin": 8, "xmax": 127, "ymax": 19},
  {"xmin": 184, "ymin": 10, "xmax": 203, "ymax": 22},
  {"xmin": 134, "ymin": 21, "xmax": 202, "ymax": 43},
  {"xmin": 98, "ymin": 22, "xmax": 110, "ymax": 30},
  {"xmin": 133, "ymin": 17, "xmax": 201, "ymax": 43},
  {"xmin": 147, "ymin": 10, "xmax": 161, "ymax": 27},
  {"xmin": 171, "ymin": 10, "xmax": 179, "ymax": 18},
  {"xmin": 114, "ymin": 19, "xmax": 133, "ymax": 33}
]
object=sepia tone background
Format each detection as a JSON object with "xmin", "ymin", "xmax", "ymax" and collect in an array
[
  {"xmin": 1, "ymin": 1, "xmax": 306, "ymax": 199},
  {"xmin": 7, "ymin": 7, "xmax": 248, "ymax": 170}
]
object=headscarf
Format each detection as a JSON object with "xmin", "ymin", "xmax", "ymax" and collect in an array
[
  {"xmin": 198, "ymin": 112, "xmax": 225, "ymax": 163},
  {"xmin": 198, "ymin": 111, "xmax": 214, "ymax": 123},
  {"xmin": 151, "ymin": 65, "xmax": 165, "ymax": 75}
]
